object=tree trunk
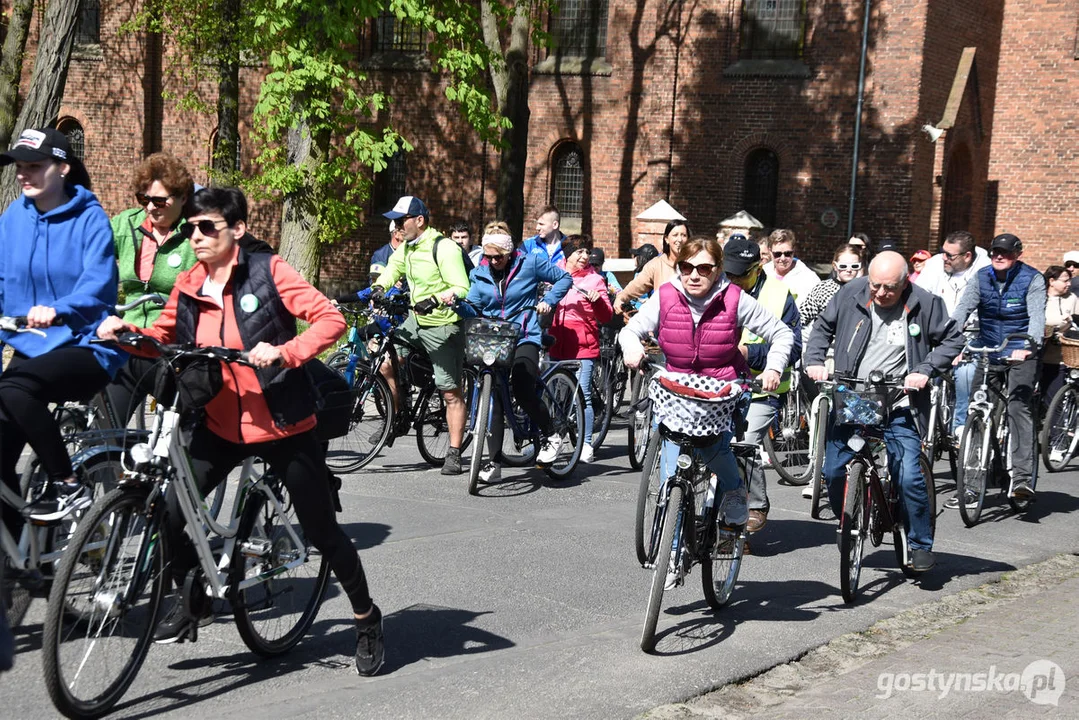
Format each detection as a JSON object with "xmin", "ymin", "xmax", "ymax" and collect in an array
[
  {"xmin": 496, "ymin": 50, "xmax": 529, "ymax": 240},
  {"xmin": 0, "ymin": 0, "xmax": 79, "ymax": 208},
  {"xmin": 211, "ymin": 0, "xmax": 240, "ymax": 182},
  {"xmin": 0, "ymin": 0, "xmax": 35, "ymax": 149},
  {"xmin": 277, "ymin": 114, "xmax": 326, "ymax": 285}
]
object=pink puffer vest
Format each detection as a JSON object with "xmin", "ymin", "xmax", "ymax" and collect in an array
[{"xmin": 658, "ymin": 282, "xmax": 748, "ymax": 380}]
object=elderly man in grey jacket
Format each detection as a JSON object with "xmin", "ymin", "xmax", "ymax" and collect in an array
[{"xmin": 804, "ymin": 251, "xmax": 965, "ymax": 572}]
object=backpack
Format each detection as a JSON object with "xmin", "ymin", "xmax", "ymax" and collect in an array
[{"xmin": 433, "ymin": 235, "xmax": 475, "ymax": 277}]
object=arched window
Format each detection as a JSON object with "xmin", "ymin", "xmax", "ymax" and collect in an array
[
  {"xmin": 550, "ymin": 0, "xmax": 609, "ymax": 58},
  {"xmin": 740, "ymin": 0, "xmax": 807, "ymax": 60},
  {"xmin": 551, "ymin": 144, "xmax": 584, "ymax": 222},
  {"xmin": 209, "ymin": 128, "xmax": 242, "ymax": 172},
  {"xmin": 743, "ymin": 148, "xmax": 778, "ymax": 228},
  {"xmin": 56, "ymin": 118, "xmax": 85, "ymax": 161},
  {"xmin": 941, "ymin": 145, "xmax": 973, "ymax": 240},
  {"xmin": 76, "ymin": 0, "xmax": 101, "ymax": 46}
]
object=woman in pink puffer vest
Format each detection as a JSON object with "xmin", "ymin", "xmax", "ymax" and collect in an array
[{"xmin": 549, "ymin": 235, "xmax": 613, "ymax": 462}]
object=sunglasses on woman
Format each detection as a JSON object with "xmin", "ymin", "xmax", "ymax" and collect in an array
[
  {"xmin": 136, "ymin": 192, "xmax": 173, "ymax": 208},
  {"xmin": 677, "ymin": 261, "xmax": 716, "ymax": 277},
  {"xmin": 772, "ymin": 250, "xmax": 795, "ymax": 258},
  {"xmin": 836, "ymin": 262, "xmax": 862, "ymax": 271},
  {"xmin": 179, "ymin": 219, "xmax": 229, "ymax": 239}
]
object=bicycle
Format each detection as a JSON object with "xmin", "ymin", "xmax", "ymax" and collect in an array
[
  {"xmin": 923, "ymin": 372, "xmax": 958, "ymax": 487},
  {"xmin": 1040, "ymin": 330, "xmax": 1079, "ymax": 472},
  {"xmin": 805, "ymin": 377, "xmax": 832, "ymax": 520},
  {"xmin": 955, "ymin": 334, "xmax": 1040, "ymax": 526},
  {"xmin": 827, "ymin": 372, "xmax": 936, "ymax": 604},
  {"xmin": 627, "ymin": 348, "xmax": 664, "ymax": 471},
  {"xmin": 459, "ymin": 303, "xmax": 586, "ymax": 495},
  {"xmin": 763, "ymin": 365, "xmax": 814, "ymax": 486},
  {"xmin": 41, "ymin": 336, "xmax": 330, "ymax": 719},
  {"xmin": 638, "ymin": 372, "xmax": 757, "ymax": 653}
]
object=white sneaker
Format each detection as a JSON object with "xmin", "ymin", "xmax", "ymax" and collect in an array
[
  {"xmin": 27, "ymin": 482, "xmax": 92, "ymax": 524},
  {"xmin": 759, "ymin": 448, "xmax": 772, "ymax": 468},
  {"xmin": 580, "ymin": 444, "xmax": 595, "ymax": 463},
  {"xmin": 478, "ymin": 462, "xmax": 501, "ymax": 483},
  {"xmin": 1050, "ymin": 448, "xmax": 1066, "ymax": 464},
  {"xmin": 953, "ymin": 424, "xmax": 965, "ymax": 447},
  {"xmin": 537, "ymin": 434, "xmax": 564, "ymax": 464},
  {"xmin": 803, "ymin": 482, "xmax": 828, "ymax": 499},
  {"xmin": 663, "ymin": 550, "xmax": 679, "ymax": 590},
  {"xmin": 719, "ymin": 488, "xmax": 749, "ymax": 527}
]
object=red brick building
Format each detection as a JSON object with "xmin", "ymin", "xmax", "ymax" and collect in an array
[{"xmin": 17, "ymin": 0, "xmax": 1079, "ymax": 284}]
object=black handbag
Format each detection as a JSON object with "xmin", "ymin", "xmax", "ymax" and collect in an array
[{"xmin": 306, "ymin": 359, "xmax": 353, "ymax": 441}]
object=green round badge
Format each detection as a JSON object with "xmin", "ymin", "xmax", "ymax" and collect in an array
[{"xmin": 240, "ymin": 293, "xmax": 260, "ymax": 313}]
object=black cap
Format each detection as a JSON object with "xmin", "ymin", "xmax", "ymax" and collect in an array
[
  {"xmin": 0, "ymin": 128, "xmax": 74, "ymax": 165},
  {"xmin": 632, "ymin": 243, "xmax": 658, "ymax": 256},
  {"xmin": 990, "ymin": 233, "xmax": 1022, "ymax": 253},
  {"xmin": 588, "ymin": 247, "xmax": 605, "ymax": 268},
  {"xmin": 723, "ymin": 235, "xmax": 760, "ymax": 275}
]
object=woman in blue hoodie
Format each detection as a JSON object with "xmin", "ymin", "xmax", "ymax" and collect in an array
[
  {"xmin": 456, "ymin": 221, "xmax": 572, "ymax": 482},
  {"xmin": 0, "ymin": 128, "xmax": 123, "ymax": 526}
]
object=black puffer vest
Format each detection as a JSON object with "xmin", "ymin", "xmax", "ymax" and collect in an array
[{"xmin": 174, "ymin": 250, "xmax": 315, "ymax": 428}]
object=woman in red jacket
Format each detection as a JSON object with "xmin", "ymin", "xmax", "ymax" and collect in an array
[
  {"xmin": 97, "ymin": 188, "xmax": 384, "ymax": 676},
  {"xmin": 549, "ymin": 235, "xmax": 613, "ymax": 462}
]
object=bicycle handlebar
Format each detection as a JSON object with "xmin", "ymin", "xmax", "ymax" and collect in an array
[
  {"xmin": 456, "ymin": 298, "xmax": 539, "ymax": 322},
  {"xmin": 99, "ymin": 332, "xmax": 261, "ymax": 368},
  {"xmin": 115, "ymin": 294, "xmax": 167, "ymax": 314},
  {"xmin": 0, "ymin": 315, "xmax": 64, "ymax": 336},
  {"xmin": 963, "ymin": 332, "xmax": 1038, "ymax": 356}
]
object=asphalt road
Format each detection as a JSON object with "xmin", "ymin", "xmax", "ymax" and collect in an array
[{"xmin": 5, "ymin": 417, "xmax": 1079, "ymax": 719}]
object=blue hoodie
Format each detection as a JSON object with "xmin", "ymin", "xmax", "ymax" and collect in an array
[
  {"xmin": 459, "ymin": 251, "xmax": 572, "ymax": 346},
  {"xmin": 0, "ymin": 185, "xmax": 124, "ymax": 377}
]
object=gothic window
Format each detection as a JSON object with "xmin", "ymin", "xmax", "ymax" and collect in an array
[
  {"xmin": 740, "ymin": 0, "xmax": 807, "ymax": 60},
  {"xmin": 76, "ymin": 0, "xmax": 101, "ymax": 46},
  {"xmin": 743, "ymin": 148, "xmax": 779, "ymax": 228},
  {"xmin": 375, "ymin": 150, "xmax": 408, "ymax": 213},
  {"xmin": 56, "ymin": 118, "xmax": 85, "ymax": 161},
  {"xmin": 551, "ymin": 144, "xmax": 584, "ymax": 222},
  {"xmin": 550, "ymin": 0, "xmax": 609, "ymax": 58},
  {"xmin": 374, "ymin": 12, "xmax": 425, "ymax": 54}
]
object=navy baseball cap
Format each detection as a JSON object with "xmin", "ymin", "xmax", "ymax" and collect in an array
[
  {"xmin": 990, "ymin": 233, "xmax": 1022, "ymax": 253},
  {"xmin": 723, "ymin": 235, "xmax": 760, "ymax": 275},
  {"xmin": 383, "ymin": 195, "xmax": 429, "ymax": 220}
]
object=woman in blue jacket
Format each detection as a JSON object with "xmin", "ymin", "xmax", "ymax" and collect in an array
[
  {"xmin": 457, "ymin": 221, "xmax": 572, "ymax": 482},
  {"xmin": 0, "ymin": 128, "xmax": 123, "ymax": 526}
]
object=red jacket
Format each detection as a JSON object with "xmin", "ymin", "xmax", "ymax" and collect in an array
[
  {"xmin": 136, "ymin": 246, "xmax": 345, "ymax": 444},
  {"xmin": 549, "ymin": 266, "xmax": 613, "ymax": 360}
]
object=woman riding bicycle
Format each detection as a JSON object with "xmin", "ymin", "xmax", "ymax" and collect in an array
[
  {"xmin": 615, "ymin": 220, "xmax": 688, "ymax": 315},
  {"xmin": 0, "ymin": 128, "xmax": 125, "ymax": 526},
  {"xmin": 96, "ymin": 187, "xmax": 385, "ymax": 676},
  {"xmin": 456, "ymin": 221, "xmax": 572, "ymax": 482},
  {"xmin": 619, "ymin": 238, "xmax": 792, "ymax": 526}
]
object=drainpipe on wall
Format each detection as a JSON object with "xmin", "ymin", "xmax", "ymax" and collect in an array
[{"xmin": 846, "ymin": 0, "xmax": 873, "ymax": 239}]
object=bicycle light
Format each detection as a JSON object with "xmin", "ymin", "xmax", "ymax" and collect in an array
[
  {"xmin": 1070, "ymin": 369, "xmax": 1079, "ymax": 382},
  {"xmin": 973, "ymin": 389, "xmax": 988, "ymax": 405},
  {"xmin": 128, "ymin": 442, "xmax": 154, "ymax": 467},
  {"xmin": 676, "ymin": 453, "xmax": 693, "ymax": 470}
]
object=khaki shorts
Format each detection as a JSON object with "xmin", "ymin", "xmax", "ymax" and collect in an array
[{"xmin": 394, "ymin": 313, "xmax": 464, "ymax": 391}]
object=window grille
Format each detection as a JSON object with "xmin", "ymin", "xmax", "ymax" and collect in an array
[
  {"xmin": 76, "ymin": 0, "xmax": 100, "ymax": 46},
  {"xmin": 57, "ymin": 119, "xmax": 85, "ymax": 161},
  {"xmin": 374, "ymin": 12, "xmax": 425, "ymax": 54},
  {"xmin": 552, "ymin": 145, "xmax": 584, "ymax": 220},
  {"xmin": 550, "ymin": 0, "xmax": 608, "ymax": 58},
  {"xmin": 740, "ymin": 0, "xmax": 806, "ymax": 60}
]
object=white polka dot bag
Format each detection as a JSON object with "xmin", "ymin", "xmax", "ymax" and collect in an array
[{"xmin": 648, "ymin": 371, "xmax": 744, "ymax": 436}]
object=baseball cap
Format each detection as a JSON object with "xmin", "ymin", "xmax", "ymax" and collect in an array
[
  {"xmin": 632, "ymin": 243, "xmax": 658, "ymax": 256},
  {"xmin": 383, "ymin": 195, "xmax": 429, "ymax": 220},
  {"xmin": 0, "ymin": 128, "xmax": 74, "ymax": 165},
  {"xmin": 1062, "ymin": 251, "xmax": 1079, "ymax": 265},
  {"xmin": 990, "ymin": 233, "xmax": 1022, "ymax": 253},
  {"xmin": 388, "ymin": 220, "xmax": 397, "ymax": 233},
  {"xmin": 588, "ymin": 247, "xmax": 605, "ymax": 268},
  {"xmin": 910, "ymin": 249, "xmax": 932, "ymax": 262},
  {"xmin": 723, "ymin": 235, "xmax": 760, "ymax": 276}
]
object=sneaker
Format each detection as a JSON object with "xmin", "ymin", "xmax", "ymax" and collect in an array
[
  {"xmin": 1009, "ymin": 480, "xmax": 1034, "ymax": 500},
  {"xmin": 944, "ymin": 490, "xmax": 977, "ymax": 510},
  {"xmin": 537, "ymin": 434, "xmax": 564, "ymax": 464},
  {"xmin": 478, "ymin": 462, "xmax": 502, "ymax": 483},
  {"xmin": 802, "ymin": 483, "xmax": 828, "ymax": 499},
  {"xmin": 580, "ymin": 444, "xmax": 595, "ymax": 463},
  {"xmin": 153, "ymin": 597, "xmax": 213, "ymax": 644},
  {"xmin": 441, "ymin": 448, "xmax": 462, "ymax": 476},
  {"xmin": 759, "ymin": 448, "xmax": 772, "ymax": 468},
  {"xmin": 910, "ymin": 548, "xmax": 935, "ymax": 572},
  {"xmin": 719, "ymin": 488, "xmax": 749, "ymax": 527},
  {"xmin": 952, "ymin": 424, "xmax": 965, "ymax": 448},
  {"xmin": 26, "ymin": 481, "xmax": 91, "ymax": 524},
  {"xmin": 355, "ymin": 604, "xmax": 385, "ymax": 676},
  {"xmin": 1050, "ymin": 448, "xmax": 1066, "ymax": 464}
]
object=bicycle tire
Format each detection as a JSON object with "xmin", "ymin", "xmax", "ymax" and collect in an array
[
  {"xmin": 839, "ymin": 463, "xmax": 868, "ymax": 604},
  {"xmin": 634, "ymin": 432, "xmax": 665, "ymax": 566},
  {"xmin": 416, "ymin": 386, "xmax": 451, "ymax": 467},
  {"xmin": 956, "ymin": 414, "xmax": 989, "ymax": 527},
  {"xmin": 539, "ymin": 368, "xmax": 586, "ymax": 479},
  {"xmin": 610, "ymin": 352, "xmax": 628, "ymax": 418},
  {"xmin": 766, "ymin": 384, "xmax": 813, "ymax": 485},
  {"xmin": 1040, "ymin": 385, "xmax": 1079, "ymax": 473},
  {"xmin": 231, "ymin": 478, "xmax": 331, "ymax": 657},
  {"xmin": 641, "ymin": 484, "xmax": 682, "ymax": 653},
  {"xmin": 808, "ymin": 399, "xmax": 829, "ymax": 520},
  {"xmin": 499, "ymin": 394, "xmax": 539, "ymax": 468},
  {"xmin": 589, "ymin": 359, "xmax": 615, "ymax": 449},
  {"xmin": 467, "ymin": 375, "xmax": 493, "ymax": 496},
  {"xmin": 701, "ymin": 523, "xmax": 745, "ymax": 610},
  {"xmin": 42, "ymin": 487, "xmax": 167, "ymax": 719},
  {"xmin": 628, "ymin": 399, "xmax": 652, "ymax": 471},
  {"xmin": 325, "ymin": 366, "xmax": 394, "ymax": 473}
]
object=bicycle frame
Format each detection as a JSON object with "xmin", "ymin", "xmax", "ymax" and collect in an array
[{"xmin": 468, "ymin": 358, "xmax": 580, "ymax": 445}]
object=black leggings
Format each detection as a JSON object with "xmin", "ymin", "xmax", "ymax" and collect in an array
[
  {"xmin": 487, "ymin": 343, "xmax": 554, "ymax": 460},
  {"xmin": 0, "ymin": 348, "xmax": 109, "ymax": 533},
  {"xmin": 166, "ymin": 426, "xmax": 372, "ymax": 615}
]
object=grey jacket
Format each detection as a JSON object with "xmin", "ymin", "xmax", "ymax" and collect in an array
[{"xmin": 804, "ymin": 276, "xmax": 965, "ymax": 430}]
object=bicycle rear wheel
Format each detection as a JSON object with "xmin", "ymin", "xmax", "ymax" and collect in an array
[
  {"xmin": 1040, "ymin": 385, "xmax": 1079, "ymax": 473},
  {"xmin": 634, "ymin": 433, "xmax": 664, "ymax": 566},
  {"xmin": 42, "ymin": 487, "xmax": 167, "ymax": 719},
  {"xmin": 467, "ymin": 375, "xmax": 493, "ymax": 496},
  {"xmin": 808, "ymin": 400, "xmax": 829, "ymax": 520},
  {"xmin": 628, "ymin": 398, "xmax": 652, "ymax": 471},
  {"xmin": 325, "ymin": 366, "xmax": 393, "ymax": 473},
  {"xmin": 231, "ymin": 478, "xmax": 331, "ymax": 656},
  {"xmin": 765, "ymin": 385, "xmax": 813, "ymax": 485},
  {"xmin": 539, "ymin": 368, "xmax": 585, "ymax": 479},
  {"xmin": 956, "ymin": 414, "xmax": 989, "ymax": 527},
  {"xmin": 702, "ymin": 524, "xmax": 745, "ymax": 610},
  {"xmin": 641, "ymin": 484, "xmax": 682, "ymax": 653},
  {"xmin": 588, "ymin": 358, "xmax": 615, "ymax": 449},
  {"xmin": 839, "ymin": 464, "xmax": 868, "ymax": 604}
]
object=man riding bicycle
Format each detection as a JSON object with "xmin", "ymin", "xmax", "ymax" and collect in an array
[
  {"xmin": 951, "ymin": 233, "xmax": 1045, "ymax": 500},
  {"xmin": 805, "ymin": 251, "xmax": 964, "ymax": 572},
  {"xmin": 373, "ymin": 196, "xmax": 471, "ymax": 475}
]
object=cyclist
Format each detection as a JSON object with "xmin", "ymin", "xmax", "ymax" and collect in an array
[
  {"xmin": 372, "ymin": 195, "xmax": 471, "ymax": 474},
  {"xmin": 370, "ymin": 218, "xmax": 405, "ymax": 286},
  {"xmin": 951, "ymin": 233, "xmax": 1045, "ymax": 500},
  {"xmin": 457, "ymin": 221, "xmax": 572, "ymax": 482},
  {"xmin": 614, "ymin": 220, "xmax": 688, "ymax": 314},
  {"xmin": 799, "ymin": 243, "xmax": 866, "ymax": 343},
  {"xmin": 805, "ymin": 251, "xmax": 964, "ymax": 572},
  {"xmin": 619, "ymin": 238, "xmax": 793, "ymax": 528},
  {"xmin": 763, "ymin": 228, "xmax": 821, "ymax": 301},
  {"xmin": 450, "ymin": 219, "xmax": 484, "ymax": 269},
  {"xmin": 723, "ymin": 235, "xmax": 802, "ymax": 534},
  {"xmin": 0, "ymin": 128, "xmax": 125, "ymax": 524},
  {"xmin": 96, "ymin": 186, "xmax": 385, "ymax": 675},
  {"xmin": 521, "ymin": 204, "xmax": 567, "ymax": 267},
  {"xmin": 549, "ymin": 235, "xmax": 613, "ymax": 463}
]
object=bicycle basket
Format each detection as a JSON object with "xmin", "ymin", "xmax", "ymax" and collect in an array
[
  {"xmin": 464, "ymin": 317, "xmax": 521, "ymax": 368},
  {"xmin": 1059, "ymin": 336, "xmax": 1079, "ymax": 369},
  {"xmin": 833, "ymin": 382, "xmax": 889, "ymax": 427},
  {"xmin": 648, "ymin": 371, "xmax": 743, "ymax": 437}
]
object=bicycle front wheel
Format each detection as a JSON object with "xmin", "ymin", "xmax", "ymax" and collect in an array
[
  {"xmin": 641, "ymin": 484, "xmax": 682, "ymax": 653},
  {"xmin": 1041, "ymin": 385, "xmax": 1079, "ymax": 473},
  {"xmin": 42, "ymin": 487, "xmax": 167, "ymax": 719},
  {"xmin": 589, "ymin": 358, "xmax": 615, "ymax": 449},
  {"xmin": 634, "ymin": 433, "xmax": 665, "ymax": 566},
  {"xmin": 325, "ymin": 366, "xmax": 394, "ymax": 473},
  {"xmin": 467, "ymin": 374, "xmax": 493, "ymax": 496},
  {"xmin": 956, "ymin": 414, "xmax": 989, "ymax": 527},
  {"xmin": 765, "ymin": 385, "xmax": 813, "ymax": 485},
  {"xmin": 231, "ymin": 478, "xmax": 331, "ymax": 657},
  {"xmin": 808, "ymin": 400, "xmax": 829, "ymax": 520},
  {"xmin": 540, "ymin": 368, "xmax": 585, "ymax": 479},
  {"xmin": 839, "ymin": 464, "xmax": 868, "ymax": 604}
]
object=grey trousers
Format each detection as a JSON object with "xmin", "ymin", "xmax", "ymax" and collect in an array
[{"xmin": 744, "ymin": 398, "xmax": 778, "ymax": 512}]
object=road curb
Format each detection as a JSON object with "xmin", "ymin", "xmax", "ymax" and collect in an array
[{"xmin": 639, "ymin": 552, "xmax": 1079, "ymax": 719}]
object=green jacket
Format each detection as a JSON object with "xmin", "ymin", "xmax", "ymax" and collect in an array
[
  {"xmin": 374, "ymin": 226, "xmax": 470, "ymax": 327},
  {"xmin": 111, "ymin": 207, "xmax": 198, "ymax": 327}
]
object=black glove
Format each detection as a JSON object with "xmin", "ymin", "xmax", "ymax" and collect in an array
[
  {"xmin": 370, "ymin": 285, "xmax": 386, "ymax": 302},
  {"xmin": 414, "ymin": 296, "xmax": 440, "ymax": 315}
]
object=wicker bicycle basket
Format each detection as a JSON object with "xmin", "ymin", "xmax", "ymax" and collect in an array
[
  {"xmin": 463, "ymin": 317, "xmax": 521, "ymax": 369},
  {"xmin": 648, "ymin": 371, "xmax": 744, "ymax": 437},
  {"xmin": 1060, "ymin": 336, "xmax": 1079, "ymax": 369}
]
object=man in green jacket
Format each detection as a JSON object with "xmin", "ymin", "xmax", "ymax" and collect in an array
[{"xmin": 373, "ymin": 196, "xmax": 471, "ymax": 474}]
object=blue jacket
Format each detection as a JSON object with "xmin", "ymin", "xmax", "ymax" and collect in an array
[
  {"xmin": 521, "ymin": 232, "xmax": 567, "ymax": 267},
  {"xmin": 0, "ymin": 185, "xmax": 124, "ymax": 377},
  {"xmin": 976, "ymin": 262, "xmax": 1043, "ymax": 357},
  {"xmin": 459, "ymin": 251, "xmax": 572, "ymax": 346}
]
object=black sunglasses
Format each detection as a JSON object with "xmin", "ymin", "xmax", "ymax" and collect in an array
[
  {"xmin": 772, "ymin": 250, "xmax": 795, "ymax": 258},
  {"xmin": 484, "ymin": 253, "xmax": 508, "ymax": 261},
  {"xmin": 678, "ymin": 261, "xmax": 716, "ymax": 277},
  {"xmin": 179, "ymin": 219, "xmax": 229, "ymax": 239},
  {"xmin": 1066, "ymin": 262, "xmax": 1079, "ymax": 269},
  {"xmin": 136, "ymin": 192, "xmax": 173, "ymax": 208}
]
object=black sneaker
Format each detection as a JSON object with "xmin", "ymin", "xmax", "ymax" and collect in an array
[
  {"xmin": 153, "ymin": 597, "xmax": 213, "ymax": 644},
  {"xmin": 355, "ymin": 604, "xmax": 385, "ymax": 676},
  {"xmin": 1010, "ymin": 481, "xmax": 1035, "ymax": 500},
  {"xmin": 441, "ymin": 448, "xmax": 462, "ymax": 476},
  {"xmin": 26, "ymin": 481, "xmax": 91, "ymax": 524},
  {"xmin": 910, "ymin": 548, "xmax": 935, "ymax": 572}
]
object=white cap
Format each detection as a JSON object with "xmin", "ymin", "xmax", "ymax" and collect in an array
[
  {"xmin": 388, "ymin": 220, "xmax": 396, "ymax": 234},
  {"xmin": 1064, "ymin": 251, "xmax": 1079, "ymax": 264}
]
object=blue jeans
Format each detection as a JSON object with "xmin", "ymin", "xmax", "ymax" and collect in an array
[
  {"xmin": 661, "ymin": 431, "xmax": 742, "ymax": 497},
  {"xmin": 577, "ymin": 359, "xmax": 595, "ymax": 445},
  {"xmin": 823, "ymin": 410, "xmax": 933, "ymax": 551},
  {"xmin": 952, "ymin": 360, "xmax": 975, "ymax": 430}
]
